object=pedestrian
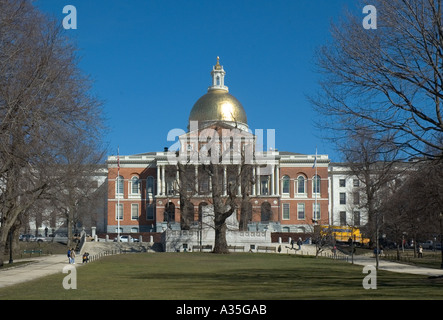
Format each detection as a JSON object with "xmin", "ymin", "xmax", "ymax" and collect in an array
[
  {"xmin": 70, "ymin": 248, "xmax": 76, "ymax": 264},
  {"xmin": 278, "ymin": 245, "xmax": 281, "ymax": 253},
  {"xmin": 297, "ymin": 238, "xmax": 302, "ymax": 250},
  {"xmin": 418, "ymin": 245, "xmax": 423, "ymax": 258},
  {"xmin": 67, "ymin": 248, "xmax": 71, "ymax": 264}
]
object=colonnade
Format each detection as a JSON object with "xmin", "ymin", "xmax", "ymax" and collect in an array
[{"xmin": 155, "ymin": 163, "xmax": 281, "ymax": 197}]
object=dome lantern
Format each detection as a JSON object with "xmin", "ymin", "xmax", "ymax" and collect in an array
[{"xmin": 209, "ymin": 56, "xmax": 228, "ymax": 92}]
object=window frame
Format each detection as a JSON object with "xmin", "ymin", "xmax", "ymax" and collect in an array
[
  {"xmin": 282, "ymin": 175, "xmax": 290, "ymax": 196},
  {"xmin": 297, "ymin": 202, "xmax": 305, "ymax": 220},
  {"xmin": 115, "ymin": 203, "xmax": 123, "ymax": 221},
  {"xmin": 296, "ymin": 175, "xmax": 306, "ymax": 195},
  {"xmin": 313, "ymin": 175, "xmax": 321, "ymax": 194},
  {"xmin": 282, "ymin": 203, "xmax": 290, "ymax": 220},
  {"xmin": 131, "ymin": 203, "xmax": 139, "ymax": 220}
]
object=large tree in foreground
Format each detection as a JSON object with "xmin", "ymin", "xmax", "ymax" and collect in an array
[
  {"xmin": 311, "ymin": 0, "xmax": 443, "ymax": 161},
  {"xmin": 0, "ymin": 1, "xmax": 104, "ymax": 266}
]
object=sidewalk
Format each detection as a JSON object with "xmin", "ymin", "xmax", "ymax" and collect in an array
[
  {"xmin": 0, "ymin": 254, "xmax": 80, "ymax": 289},
  {"xmin": 349, "ymin": 255, "xmax": 443, "ymax": 277}
]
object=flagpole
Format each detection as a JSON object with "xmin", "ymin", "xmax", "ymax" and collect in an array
[
  {"xmin": 117, "ymin": 146, "xmax": 120, "ymax": 242},
  {"xmin": 314, "ymin": 147, "xmax": 317, "ymax": 223}
]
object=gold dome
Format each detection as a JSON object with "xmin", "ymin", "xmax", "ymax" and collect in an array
[{"xmin": 189, "ymin": 89, "xmax": 248, "ymax": 126}]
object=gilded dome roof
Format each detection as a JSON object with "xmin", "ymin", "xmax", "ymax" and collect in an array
[
  {"xmin": 189, "ymin": 89, "xmax": 248, "ymax": 126},
  {"xmin": 189, "ymin": 57, "xmax": 248, "ymax": 129}
]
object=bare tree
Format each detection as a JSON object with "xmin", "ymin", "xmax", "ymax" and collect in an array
[
  {"xmin": 173, "ymin": 123, "xmax": 255, "ymax": 253},
  {"xmin": 382, "ymin": 159, "xmax": 443, "ymax": 256},
  {"xmin": 0, "ymin": 1, "xmax": 104, "ymax": 266},
  {"xmin": 311, "ymin": 0, "xmax": 443, "ymax": 161}
]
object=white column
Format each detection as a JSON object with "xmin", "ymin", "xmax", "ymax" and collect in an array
[
  {"xmin": 223, "ymin": 165, "xmax": 227, "ymax": 196},
  {"xmin": 161, "ymin": 165, "xmax": 165, "ymax": 195},
  {"xmin": 237, "ymin": 165, "xmax": 241, "ymax": 195},
  {"xmin": 157, "ymin": 165, "xmax": 161, "ymax": 196},
  {"xmin": 176, "ymin": 166, "xmax": 180, "ymax": 193},
  {"xmin": 195, "ymin": 165, "xmax": 199, "ymax": 194},
  {"xmin": 252, "ymin": 166, "xmax": 256, "ymax": 196},
  {"xmin": 276, "ymin": 165, "xmax": 280, "ymax": 195},
  {"xmin": 271, "ymin": 165, "xmax": 275, "ymax": 195},
  {"xmin": 256, "ymin": 166, "xmax": 261, "ymax": 196}
]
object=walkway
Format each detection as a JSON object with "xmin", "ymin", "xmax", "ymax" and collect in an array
[
  {"xmin": 0, "ymin": 254, "xmax": 74, "ymax": 289},
  {"xmin": 349, "ymin": 255, "xmax": 443, "ymax": 277}
]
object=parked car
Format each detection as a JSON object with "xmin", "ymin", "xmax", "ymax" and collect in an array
[
  {"xmin": 19, "ymin": 234, "xmax": 46, "ymax": 242},
  {"xmin": 420, "ymin": 240, "xmax": 442, "ymax": 250},
  {"xmin": 114, "ymin": 235, "xmax": 138, "ymax": 242},
  {"xmin": 19, "ymin": 234, "xmax": 32, "ymax": 241},
  {"xmin": 420, "ymin": 240, "xmax": 434, "ymax": 250}
]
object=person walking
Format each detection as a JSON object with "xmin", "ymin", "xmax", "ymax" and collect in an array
[
  {"xmin": 67, "ymin": 248, "xmax": 71, "ymax": 264},
  {"xmin": 297, "ymin": 238, "xmax": 302, "ymax": 250},
  {"xmin": 70, "ymin": 248, "xmax": 76, "ymax": 264},
  {"xmin": 418, "ymin": 245, "xmax": 423, "ymax": 258}
]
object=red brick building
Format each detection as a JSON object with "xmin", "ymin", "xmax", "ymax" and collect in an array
[{"xmin": 106, "ymin": 58, "xmax": 329, "ymax": 235}]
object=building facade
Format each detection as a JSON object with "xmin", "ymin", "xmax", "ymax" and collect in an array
[{"xmin": 106, "ymin": 58, "xmax": 330, "ymax": 235}]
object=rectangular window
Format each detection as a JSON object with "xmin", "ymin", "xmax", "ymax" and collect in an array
[
  {"xmin": 313, "ymin": 203, "xmax": 321, "ymax": 220},
  {"xmin": 146, "ymin": 204, "xmax": 154, "ymax": 220},
  {"xmin": 340, "ymin": 211, "xmax": 347, "ymax": 225},
  {"xmin": 261, "ymin": 176, "xmax": 269, "ymax": 195},
  {"xmin": 116, "ymin": 204, "xmax": 123, "ymax": 220},
  {"xmin": 353, "ymin": 192, "xmax": 360, "ymax": 205},
  {"xmin": 147, "ymin": 177, "xmax": 154, "ymax": 194},
  {"xmin": 339, "ymin": 192, "xmax": 346, "ymax": 205},
  {"xmin": 339, "ymin": 179, "xmax": 346, "ymax": 187},
  {"xmin": 131, "ymin": 203, "xmax": 139, "ymax": 220},
  {"xmin": 353, "ymin": 211, "xmax": 361, "ymax": 226},
  {"xmin": 282, "ymin": 203, "xmax": 290, "ymax": 220},
  {"xmin": 297, "ymin": 203, "xmax": 305, "ymax": 220},
  {"xmin": 353, "ymin": 179, "xmax": 360, "ymax": 187}
]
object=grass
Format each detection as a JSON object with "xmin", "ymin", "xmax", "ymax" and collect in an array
[
  {"xmin": 382, "ymin": 249, "xmax": 443, "ymax": 269},
  {"xmin": 1, "ymin": 252, "xmax": 443, "ymax": 300}
]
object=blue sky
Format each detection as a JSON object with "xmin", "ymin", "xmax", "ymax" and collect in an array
[{"xmin": 34, "ymin": 0, "xmax": 360, "ymax": 162}]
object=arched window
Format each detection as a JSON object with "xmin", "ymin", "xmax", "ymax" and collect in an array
[
  {"xmin": 313, "ymin": 175, "xmax": 321, "ymax": 194},
  {"xmin": 116, "ymin": 176, "xmax": 124, "ymax": 195},
  {"xmin": 131, "ymin": 176, "xmax": 140, "ymax": 194},
  {"xmin": 297, "ymin": 176, "xmax": 306, "ymax": 194},
  {"xmin": 282, "ymin": 175, "xmax": 290, "ymax": 195}
]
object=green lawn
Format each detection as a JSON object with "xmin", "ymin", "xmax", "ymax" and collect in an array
[{"xmin": 1, "ymin": 252, "xmax": 442, "ymax": 300}]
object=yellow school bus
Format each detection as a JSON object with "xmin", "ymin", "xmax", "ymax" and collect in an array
[{"xmin": 317, "ymin": 225, "xmax": 370, "ymax": 245}]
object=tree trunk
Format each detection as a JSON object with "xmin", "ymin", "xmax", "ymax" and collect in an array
[{"xmin": 213, "ymin": 220, "xmax": 228, "ymax": 254}]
